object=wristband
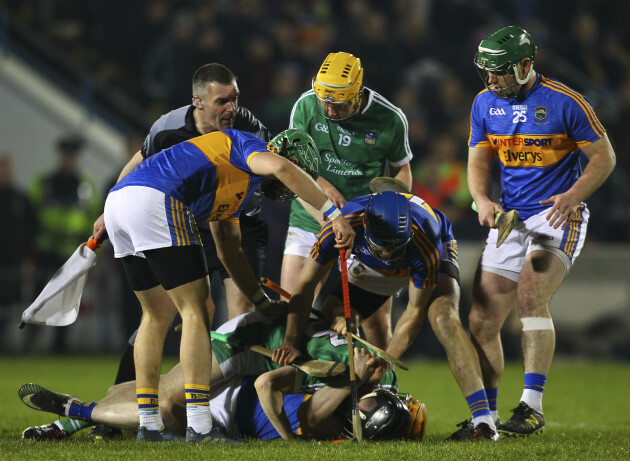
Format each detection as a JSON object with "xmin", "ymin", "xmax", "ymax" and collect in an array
[
  {"xmin": 251, "ymin": 288, "xmax": 271, "ymax": 310},
  {"xmin": 319, "ymin": 199, "xmax": 335, "ymax": 215}
]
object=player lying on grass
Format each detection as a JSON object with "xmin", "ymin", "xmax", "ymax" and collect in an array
[
  {"xmin": 19, "ymin": 311, "xmax": 419, "ymax": 441},
  {"xmin": 276, "ymin": 191, "xmax": 499, "ymax": 441}
]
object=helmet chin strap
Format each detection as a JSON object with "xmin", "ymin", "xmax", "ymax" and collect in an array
[{"xmin": 512, "ymin": 62, "xmax": 533, "ymax": 85}]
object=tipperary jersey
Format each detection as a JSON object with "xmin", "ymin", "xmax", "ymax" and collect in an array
[
  {"xmin": 469, "ymin": 73, "xmax": 606, "ymax": 220},
  {"xmin": 111, "ymin": 130, "xmax": 271, "ymax": 223},
  {"xmin": 289, "ymin": 88, "xmax": 413, "ymax": 233},
  {"xmin": 310, "ymin": 194, "xmax": 443, "ymax": 291},
  {"xmin": 235, "ymin": 378, "xmax": 305, "ymax": 440}
]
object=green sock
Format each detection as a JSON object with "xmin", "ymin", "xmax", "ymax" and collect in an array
[{"xmin": 57, "ymin": 418, "xmax": 91, "ymax": 435}]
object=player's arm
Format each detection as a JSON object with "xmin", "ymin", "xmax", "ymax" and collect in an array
[
  {"xmin": 316, "ymin": 176, "xmax": 346, "ymax": 208},
  {"xmin": 297, "ymin": 348, "xmax": 384, "ymax": 439},
  {"xmin": 389, "ymin": 162, "xmax": 412, "ymax": 190},
  {"xmin": 210, "ymin": 220, "xmax": 276, "ymax": 309},
  {"xmin": 254, "ymin": 367, "xmax": 300, "ymax": 440},
  {"xmin": 249, "ymin": 152, "xmax": 355, "ymax": 250},
  {"xmin": 467, "ymin": 145, "xmax": 502, "ymax": 228},
  {"xmin": 273, "ymin": 257, "xmax": 332, "ymax": 366},
  {"xmin": 540, "ymin": 134, "xmax": 616, "ymax": 229},
  {"xmin": 386, "ymin": 283, "xmax": 434, "ymax": 359},
  {"xmin": 93, "ymin": 150, "xmax": 144, "ymax": 240}
]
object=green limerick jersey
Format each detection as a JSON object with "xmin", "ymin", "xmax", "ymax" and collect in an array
[
  {"xmin": 212, "ymin": 313, "xmax": 397, "ymax": 394},
  {"xmin": 289, "ymin": 88, "xmax": 413, "ymax": 233}
]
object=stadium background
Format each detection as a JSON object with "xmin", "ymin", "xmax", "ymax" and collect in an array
[{"xmin": 0, "ymin": 0, "xmax": 628, "ymax": 359}]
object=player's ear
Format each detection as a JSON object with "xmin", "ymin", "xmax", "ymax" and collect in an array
[{"xmin": 192, "ymin": 96, "xmax": 204, "ymax": 109}]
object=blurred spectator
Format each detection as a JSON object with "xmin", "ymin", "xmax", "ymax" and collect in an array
[
  {"xmin": 28, "ymin": 136, "xmax": 101, "ymax": 353},
  {"xmin": 0, "ymin": 154, "xmax": 37, "ymax": 347}
]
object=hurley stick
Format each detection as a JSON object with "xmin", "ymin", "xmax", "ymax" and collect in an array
[{"xmin": 339, "ymin": 247, "xmax": 363, "ymax": 442}]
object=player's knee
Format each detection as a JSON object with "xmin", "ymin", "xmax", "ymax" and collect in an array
[
  {"xmin": 428, "ymin": 303, "xmax": 461, "ymax": 337},
  {"xmin": 517, "ymin": 288, "xmax": 547, "ymax": 317},
  {"xmin": 468, "ymin": 306, "xmax": 499, "ymax": 337}
]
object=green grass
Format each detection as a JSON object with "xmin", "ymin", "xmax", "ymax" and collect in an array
[{"xmin": 1, "ymin": 356, "xmax": 629, "ymax": 460}]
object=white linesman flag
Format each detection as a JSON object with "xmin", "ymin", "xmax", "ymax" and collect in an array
[{"xmin": 20, "ymin": 238, "xmax": 100, "ymax": 328}]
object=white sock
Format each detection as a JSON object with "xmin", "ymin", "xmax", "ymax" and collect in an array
[
  {"xmin": 139, "ymin": 409, "xmax": 164, "ymax": 431},
  {"xmin": 472, "ymin": 414, "xmax": 496, "ymax": 430},
  {"xmin": 187, "ymin": 405, "xmax": 212, "ymax": 434},
  {"xmin": 520, "ymin": 390, "xmax": 543, "ymax": 413}
]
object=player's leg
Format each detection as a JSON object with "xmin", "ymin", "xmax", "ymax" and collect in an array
[
  {"xmin": 281, "ymin": 227, "xmax": 327, "ymax": 300},
  {"xmin": 469, "ymin": 268, "xmax": 517, "ymax": 399},
  {"xmin": 497, "ymin": 250, "xmax": 565, "ymax": 436},
  {"xmin": 431, "ymin": 274, "xmax": 497, "ymax": 441},
  {"xmin": 359, "ymin": 298, "xmax": 392, "ymax": 350}
]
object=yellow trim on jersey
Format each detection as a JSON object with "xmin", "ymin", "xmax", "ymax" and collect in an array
[
  {"xmin": 540, "ymin": 77, "xmax": 605, "ymax": 137},
  {"xmin": 170, "ymin": 197, "xmax": 191, "ymax": 246},
  {"xmin": 246, "ymin": 150, "xmax": 267, "ymax": 167},
  {"xmin": 411, "ymin": 224, "xmax": 439, "ymax": 288}
]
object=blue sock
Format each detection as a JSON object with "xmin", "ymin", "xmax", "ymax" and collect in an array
[
  {"xmin": 68, "ymin": 401, "xmax": 97, "ymax": 421},
  {"xmin": 466, "ymin": 389, "xmax": 492, "ymax": 427},
  {"xmin": 521, "ymin": 373, "xmax": 547, "ymax": 412},
  {"xmin": 524, "ymin": 373, "xmax": 547, "ymax": 393},
  {"xmin": 486, "ymin": 387, "xmax": 498, "ymax": 419}
]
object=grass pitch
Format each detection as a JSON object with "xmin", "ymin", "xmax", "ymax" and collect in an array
[{"xmin": 0, "ymin": 356, "xmax": 628, "ymax": 460}]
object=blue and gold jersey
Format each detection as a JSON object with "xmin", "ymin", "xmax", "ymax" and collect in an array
[
  {"xmin": 111, "ymin": 129, "xmax": 272, "ymax": 223},
  {"xmin": 469, "ymin": 74, "xmax": 606, "ymax": 219},
  {"xmin": 235, "ymin": 378, "xmax": 305, "ymax": 440},
  {"xmin": 310, "ymin": 194, "xmax": 444, "ymax": 290}
]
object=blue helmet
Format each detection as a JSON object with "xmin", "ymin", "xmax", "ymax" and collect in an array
[{"xmin": 364, "ymin": 192, "xmax": 412, "ymax": 261}]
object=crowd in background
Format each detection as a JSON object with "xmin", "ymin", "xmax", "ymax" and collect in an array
[
  {"xmin": 3, "ymin": 0, "xmax": 630, "ymax": 241},
  {"xmin": 1, "ymin": 0, "xmax": 629, "ymax": 354}
]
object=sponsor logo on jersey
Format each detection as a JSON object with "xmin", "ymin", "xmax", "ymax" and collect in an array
[
  {"xmin": 322, "ymin": 151, "xmax": 364, "ymax": 176},
  {"xmin": 364, "ymin": 131, "xmax": 378, "ymax": 144},
  {"xmin": 315, "ymin": 122, "xmax": 329, "ymax": 133},
  {"xmin": 489, "ymin": 134, "xmax": 572, "ymax": 167},
  {"xmin": 493, "ymin": 137, "xmax": 553, "ymax": 148},
  {"xmin": 535, "ymin": 106, "xmax": 547, "ymax": 120},
  {"xmin": 489, "ymin": 108, "xmax": 507, "ymax": 115}
]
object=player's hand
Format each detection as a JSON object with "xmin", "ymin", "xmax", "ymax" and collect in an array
[
  {"xmin": 331, "ymin": 215, "xmax": 355, "ymax": 251},
  {"xmin": 272, "ymin": 344, "xmax": 302, "ymax": 366},
  {"xmin": 353, "ymin": 347, "xmax": 380, "ymax": 384},
  {"xmin": 476, "ymin": 199, "xmax": 504, "ymax": 228},
  {"xmin": 319, "ymin": 179, "xmax": 346, "ymax": 209},
  {"xmin": 93, "ymin": 213, "xmax": 107, "ymax": 241},
  {"xmin": 540, "ymin": 191, "xmax": 581, "ymax": 229}
]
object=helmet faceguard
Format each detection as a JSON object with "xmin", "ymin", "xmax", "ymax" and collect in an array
[
  {"xmin": 343, "ymin": 389, "xmax": 411, "ymax": 440},
  {"xmin": 312, "ymin": 52, "xmax": 364, "ymax": 122},
  {"xmin": 364, "ymin": 192, "xmax": 412, "ymax": 262},
  {"xmin": 398, "ymin": 392, "xmax": 427, "ymax": 441},
  {"xmin": 263, "ymin": 128, "xmax": 322, "ymax": 202},
  {"xmin": 474, "ymin": 26, "xmax": 537, "ymax": 98}
]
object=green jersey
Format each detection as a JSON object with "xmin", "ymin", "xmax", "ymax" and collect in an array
[
  {"xmin": 212, "ymin": 312, "xmax": 397, "ymax": 393},
  {"xmin": 288, "ymin": 88, "xmax": 413, "ymax": 233}
]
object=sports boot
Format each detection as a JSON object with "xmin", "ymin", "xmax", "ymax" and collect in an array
[{"xmin": 497, "ymin": 401, "xmax": 545, "ymax": 436}]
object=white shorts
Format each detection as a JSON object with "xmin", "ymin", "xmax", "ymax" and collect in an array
[
  {"xmin": 208, "ymin": 375, "xmax": 243, "ymax": 437},
  {"xmin": 480, "ymin": 206, "xmax": 589, "ymax": 282},
  {"xmin": 104, "ymin": 186, "xmax": 200, "ymax": 258},
  {"xmin": 284, "ymin": 226, "xmax": 317, "ymax": 257}
]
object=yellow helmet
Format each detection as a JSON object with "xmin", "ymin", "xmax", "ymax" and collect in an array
[{"xmin": 312, "ymin": 52, "xmax": 364, "ymax": 106}]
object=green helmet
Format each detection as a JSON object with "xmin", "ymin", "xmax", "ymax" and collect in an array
[
  {"xmin": 269, "ymin": 128, "xmax": 321, "ymax": 180},
  {"xmin": 475, "ymin": 26, "xmax": 536, "ymax": 95}
]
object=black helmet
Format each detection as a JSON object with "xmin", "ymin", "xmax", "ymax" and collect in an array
[{"xmin": 344, "ymin": 389, "xmax": 411, "ymax": 440}]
